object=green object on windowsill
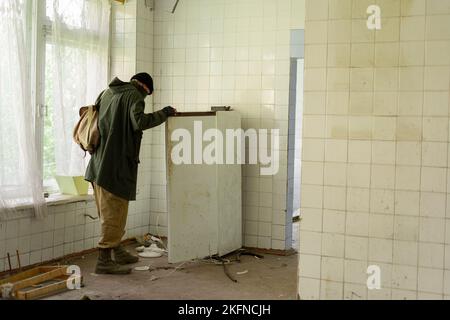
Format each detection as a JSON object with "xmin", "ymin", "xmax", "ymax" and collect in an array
[{"xmin": 55, "ymin": 176, "xmax": 89, "ymax": 196}]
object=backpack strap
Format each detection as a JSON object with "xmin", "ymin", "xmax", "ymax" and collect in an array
[{"xmin": 94, "ymin": 90, "xmax": 106, "ymax": 111}]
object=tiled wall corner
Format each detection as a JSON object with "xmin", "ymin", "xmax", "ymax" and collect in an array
[
  {"xmin": 111, "ymin": 0, "xmax": 137, "ymax": 80},
  {"xmin": 150, "ymin": 0, "xmax": 303, "ymax": 249}
]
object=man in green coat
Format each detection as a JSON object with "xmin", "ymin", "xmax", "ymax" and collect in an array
[{"xmin": 85, "ymin": 73, "xmax": 176, "ymax": 274}]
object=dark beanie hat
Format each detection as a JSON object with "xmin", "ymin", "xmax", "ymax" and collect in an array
[{"xmin": 131, "ymin": 72, "xmax": 154, "ymax": 94}]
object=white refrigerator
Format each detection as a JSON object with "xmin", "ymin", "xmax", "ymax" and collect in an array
[{"xmin": 165, "ymin": 111, "xmax": 243, "ymax": 263}]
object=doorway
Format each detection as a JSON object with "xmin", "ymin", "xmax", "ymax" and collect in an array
[{"xmin": 287, "ymin": 29, "xmax": 304, "ymax": 251}]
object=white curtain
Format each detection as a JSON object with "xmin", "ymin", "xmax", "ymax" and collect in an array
[
  {"xmin": 0, "ymin": 0, "xmax": 47, "ymax": 219},
  {"xmin": 49, "ymin": 0, "xmax": 110, "ymax": 176}
]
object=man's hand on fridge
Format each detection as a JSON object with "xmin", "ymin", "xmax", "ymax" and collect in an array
[{"xmin": 163, "ymin": 106, "xmax": 177, "ymax": 116}]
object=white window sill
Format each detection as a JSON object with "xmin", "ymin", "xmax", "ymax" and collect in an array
[
  {"xmin": 1, "ymin": 193, "xmax": 95, "ymax": 221},
  {"xmin": 45, "ymin": 193, "xmax": 94, "ymax": 206}
]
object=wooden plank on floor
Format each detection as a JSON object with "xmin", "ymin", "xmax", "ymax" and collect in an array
[
  {"xmin": 0, "ymin": 266, "xmax": 70, "ymax": 299},
  {"xmin": 16, "ymin": 275, "xmax": 81, "ymax": 300}
]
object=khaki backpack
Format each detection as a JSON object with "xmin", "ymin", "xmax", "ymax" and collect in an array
[{"xmin": 73, "ymin": 91, "xmax": 104, "ymax": 155}]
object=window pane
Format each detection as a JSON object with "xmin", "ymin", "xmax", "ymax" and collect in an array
[
  {"xmin": 46, "ymin": 0, "xmax": 85, "ymax": 28},
  {"xmin": 0, "ymin": 0, "xmax": 28, "ymax": 192},
  {"xmin": 0, "ymin": 76, "xmax": 23, "ymax": 187},
  {"xmin": 0, "ymin": 0, "xmax": 45, "ymax": 209},
  {"xmin": 44, "ymin": 41, "xmax": 96, "ymax": 183},
  {"xmin": 44, "ymin": 0, "xmax": 109, "ymax": 183}
]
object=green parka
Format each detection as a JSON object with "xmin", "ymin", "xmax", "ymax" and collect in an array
[{"xmin": 85, "ymin": 77, "xmax": 167, "ymax": 201}]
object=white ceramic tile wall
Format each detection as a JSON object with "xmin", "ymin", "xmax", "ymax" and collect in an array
[
  {"xmin": 149, "ymin": 0, "xmax": 305, "ymax": 250},
  {"xmin": 299, "ymin": 0, "xmax": 450, "ymax": 300},
  {"xmin": 110, "ymin": 0, "xmax": 156, "ymax": 238},
  {"xmin": 0, "ymin": 0, "xmax": 306, "ymax": 272},
  {"xmin": 0, "ymin": 203, "xmax": 96, "ymax": 272},
  {"xmin": 0, "ymin": 0, "xmax": 155, "ymax": 273},
  {"xmin": 109, "ymin": 0, "xmax": 154, "ymax": 240}
]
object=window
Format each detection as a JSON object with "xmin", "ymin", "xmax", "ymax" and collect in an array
[
  {"xmin": 38, "ymin": 0, "xmax": 110, "ymax": 192},
  {"xmin": 0, "ymin": 0, "xmax": 110, "ymax": 207},
  {"xmin": 0, "ymin": 0, "xmax": 46, "ymax": 214},
  {"xmin": 42, "ymin": 0, "xmax": 91, "ymax": 190}
]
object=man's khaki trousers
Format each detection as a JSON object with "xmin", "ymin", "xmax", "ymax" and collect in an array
[{"xmin": 93, "ymin": 183, "xmax": 129, "ymax": 249}]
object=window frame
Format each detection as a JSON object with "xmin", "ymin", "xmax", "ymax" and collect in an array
[{"xmin": 30, "ymin": 0, "xmax": 47, "ymax": 191}]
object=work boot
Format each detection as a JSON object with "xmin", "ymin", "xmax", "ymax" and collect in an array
[
  {"xmin": 113, "ymin": 245, "xmax": 139, "ymax": 265},
  {"xmin": 95, "ymin": 248, "xmax": 132, "ymax": 275}
]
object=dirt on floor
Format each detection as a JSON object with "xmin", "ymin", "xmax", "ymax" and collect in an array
[{"xmin": 44, "ymin": 244, "xmax": 299, "ymax": 300}]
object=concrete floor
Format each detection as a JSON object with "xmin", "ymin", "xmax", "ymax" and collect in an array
[{"xmin": 46, "ymin": 240, "xmax": 299, "ymax": 300}]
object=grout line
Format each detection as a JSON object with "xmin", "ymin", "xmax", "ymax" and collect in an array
[
  {"xmin": 341, "ymin": 0, "xmax": 354, "ymax": 300},
  {"xmin": 390, "ymin": 7, "xmax": 401, "ymax": 299},
  {"xmin": 365, "ymin": 0, "xmax": 377, "ymax": 299},
  {"xmin": 317, "ymin": 0, "xmax": 330, "ymax": 300},
  {"xmin": 415, "ymin": 3, "xmax": 427, "ymax": 299}
]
